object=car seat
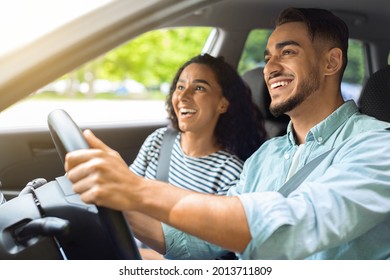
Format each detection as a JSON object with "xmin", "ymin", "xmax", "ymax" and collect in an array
[
  {"xmin": 358, "ymin": 65, "xmax": 390, "ymax": 122},
  {"xmin": 242, "ymin": 66, "xmax": 290, "ymax": 138}
]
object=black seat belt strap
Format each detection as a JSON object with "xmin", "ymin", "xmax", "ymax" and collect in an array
[
  {"xmin": 156, "ymin": 127, "xmax": 178, "ymax": 182},
  {"xmin": 278, "ymin": 149, "xmax": 333, "ymax": 197}
]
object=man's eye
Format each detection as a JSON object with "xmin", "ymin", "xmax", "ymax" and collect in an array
[{"xmin": 282, "ymin": 50, "xmax": 294, "ymax": 55}]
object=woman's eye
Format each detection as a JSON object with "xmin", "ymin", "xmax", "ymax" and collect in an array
[
  {"xmin": 177, "ymin": 85, "xmax": 185, "ymax": 90},
  {"xmin": 195, "ymin": 86, "xmax": 205, "ymax": 91}
]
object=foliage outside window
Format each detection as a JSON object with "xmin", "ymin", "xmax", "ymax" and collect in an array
[{"xmin": 36, "ymin": 27, "xmax": 212, "ymax": 101}]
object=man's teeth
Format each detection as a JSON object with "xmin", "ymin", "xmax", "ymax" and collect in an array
[
  {"xmin": 180, "ymin": 108, "xmax": 197, "ymax": 115},
  {"xmin": 271, "ymin": 81, "xmax": 290, "ymax": 89}
]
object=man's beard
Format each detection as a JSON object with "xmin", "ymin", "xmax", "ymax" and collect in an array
[{"xmin": 270, "ymin": 69, "xmax": 320, "ymax": 117}]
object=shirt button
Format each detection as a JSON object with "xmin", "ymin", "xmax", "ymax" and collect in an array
[
  {"xmin": 284, "ymin": 153, "xmax": 290, "ymax": 160},
  {"xmin": 317, "ymin": 136, "xmax": 323, "ymax": 143}
]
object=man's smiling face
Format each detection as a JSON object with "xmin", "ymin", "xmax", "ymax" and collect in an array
[{"xmin": 264, "ymin": 22, "xmax": 322, "ymax": 117}]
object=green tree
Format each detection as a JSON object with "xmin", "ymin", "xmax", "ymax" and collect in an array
[
  {"xmin": 238, "ymin": 29, "xmax": 271, "ymax": 75},
  {"xmin": 343, "ymin": 40, "xmax": 365, "ymax": 84},
  {"xmin": 95, "ymin": 27, "xmax": 211, "ymax": 86}
]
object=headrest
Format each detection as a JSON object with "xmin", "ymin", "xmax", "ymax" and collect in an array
[{"xmin": 358, "ymin": 65, "xmax": 390, "ymax": 122}]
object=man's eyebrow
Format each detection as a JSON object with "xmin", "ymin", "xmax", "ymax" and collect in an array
[
  {"xmin": 276, "ymin": 40, "xmax": 301, "ymax": 49},
  {"xmin": 264, "ymin": 40, "xmax": 301, "ymax": 57}
]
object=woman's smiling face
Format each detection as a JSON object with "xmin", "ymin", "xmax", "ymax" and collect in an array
[{"xmin": 172, "ymin": 63, "xmax": 229, "ymax": 135}]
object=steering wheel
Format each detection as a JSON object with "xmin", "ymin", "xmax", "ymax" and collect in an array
[{"xmin": 47, "ymin": 109, "xmax": 140, "ymax": 260}]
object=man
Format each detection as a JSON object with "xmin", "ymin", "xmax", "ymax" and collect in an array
[{"xmin": 65, "ymin": 8, "xmax": 390, "ymax": 259}]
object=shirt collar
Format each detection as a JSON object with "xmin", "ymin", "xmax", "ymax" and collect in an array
[{"xmin": 286, "ymin": 100, "xmax": 359, "ymax": 145}]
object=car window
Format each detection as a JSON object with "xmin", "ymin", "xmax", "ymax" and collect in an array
[
  {"xmin": 341, "ymin": 39, "xmax": 366, "ymax": 103},
  {"xmin": 238, "ymin": 29, "xmax": 271, "ymax": 75},
  {"xmin": 238, "ymin": 29, "xmax": 366, "ymax": 103},
  {"xmin": 0, "ymin": 27, "xmax": 212, "ymax": 128}
]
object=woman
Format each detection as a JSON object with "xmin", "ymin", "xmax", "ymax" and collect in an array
[
  {"xmin": 132, "ymin": 54, "xmax": 266, "ymax": 186},
  {"xmin": 128, "ymin": 53, "xmax": 267, "ymax": 259}
]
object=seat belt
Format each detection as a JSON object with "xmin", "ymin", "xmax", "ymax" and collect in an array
[
  {"xmin": 156, "ymin": 127, "xmax": 239, "ymax": 260},
  {"xmin": 0, "ymin": 181, "xmax": 5, "ymax": 204},
  {"xmin": 278, "ymin": 149, "xmax": 333, "ymax": 197},
  {"xmin": 278, "ymin": 127, "xmax": 390, "ymax": 196},
  {"xmin": 0, "ymin": 192, "xmax": 5, "ymax": 204},
  {"xmin": 156, "ymin": 126, "xmax": 332, "ymax": 194},
  {"xmin": 155, "ymin": 127, "xmax": 178, "ymax": 182}
]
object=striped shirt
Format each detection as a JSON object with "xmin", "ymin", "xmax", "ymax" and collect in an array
[{"xmin": 130, "ymin": 127, "xmax": 243, "ymax": 195}]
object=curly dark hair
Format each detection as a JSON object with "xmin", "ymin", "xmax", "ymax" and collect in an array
[{"xmin": 166, "ymin": 53, "xmax": 267, "ymax": 161}]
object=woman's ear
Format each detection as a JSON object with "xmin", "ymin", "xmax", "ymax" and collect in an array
[
  {"xmin": 218, "ymin": 97, "xmax": 230, "ymax": 114},
  {"xmin": 324, "ymin": 47, "xmax": 343, "ymax": 76}
]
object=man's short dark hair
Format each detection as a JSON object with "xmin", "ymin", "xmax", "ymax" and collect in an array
[{"xmin": 276, "ymin": 7, "xmax": 349, "ymax": 79}]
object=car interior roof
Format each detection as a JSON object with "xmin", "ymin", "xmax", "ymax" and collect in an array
[{"xmin": 164, "ymin": 0, "xmax": 390, "ymax": 43}]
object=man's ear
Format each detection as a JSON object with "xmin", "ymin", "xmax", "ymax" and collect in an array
[{"xmin": 324, "ymin": 47, "xmax": 343, "ymax": 76}]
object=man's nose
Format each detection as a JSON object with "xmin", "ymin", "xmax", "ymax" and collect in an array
[{"xmin": 264, "ymin": 58, "xmax": 282, "ymax": 80}]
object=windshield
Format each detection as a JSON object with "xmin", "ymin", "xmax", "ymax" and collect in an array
[{"xmin": 0, "ymin": 0, "xmax": 113, "ymax": 57}]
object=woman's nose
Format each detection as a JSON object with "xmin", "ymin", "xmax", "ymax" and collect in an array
[{"xmin": 177, "ymin": 88, "xmax": 191, "ymax": 101}]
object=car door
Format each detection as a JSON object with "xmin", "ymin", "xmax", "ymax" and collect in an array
[{"xmin": 0, "ymin": 121, "xmax": 167, "ymax": 200}]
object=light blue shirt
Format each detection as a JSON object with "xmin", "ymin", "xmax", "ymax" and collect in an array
[
  {"xmin": 164, "ymin": 101, "xmax": 390, "ymax": 259},
  {"xmin": 234, "ymin": 100, "xmax": 390, "ymax": 259}
]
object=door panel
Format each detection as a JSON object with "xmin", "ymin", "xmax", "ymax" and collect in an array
[{"xmin": 0, "ymin": 120, "xmax": 168, "ymax": 200}]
